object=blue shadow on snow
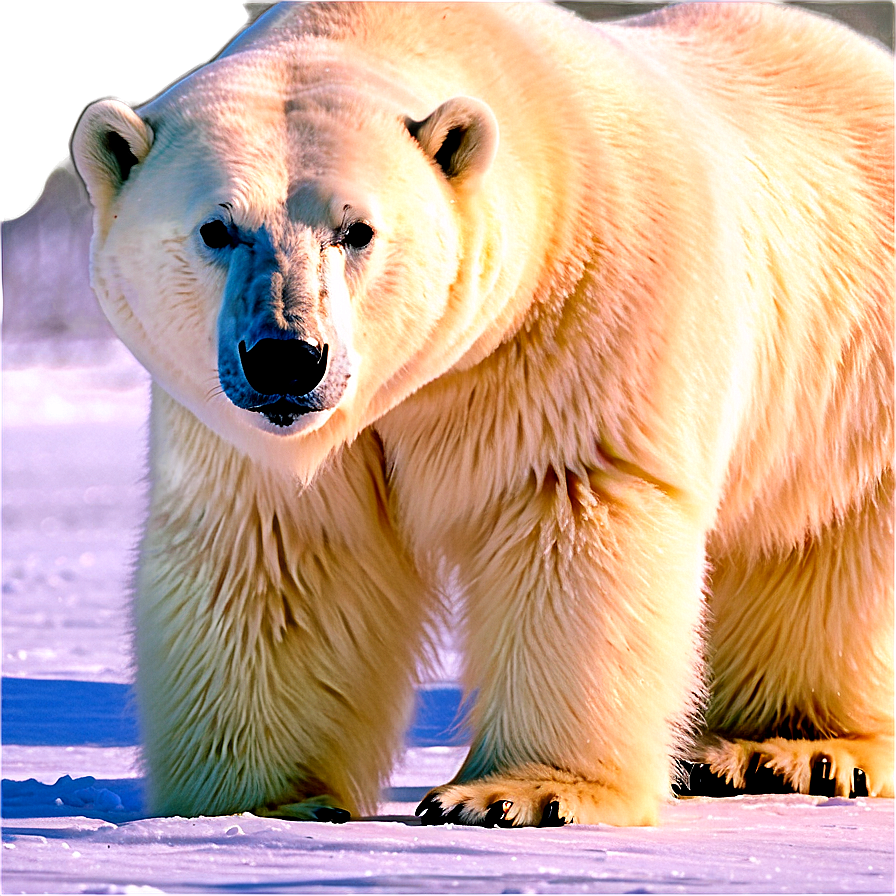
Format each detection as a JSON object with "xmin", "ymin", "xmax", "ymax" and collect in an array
[
  {"xmin": 1, "ymin": 678, "xmax": 138, "ymax": 747},
  {"xmin": 1, "ymin": 677, "xmax": 469, "ymax": 748},
  {"xmin": 1, "ymin": 677, "xmax": 469, "ymax": 821}
]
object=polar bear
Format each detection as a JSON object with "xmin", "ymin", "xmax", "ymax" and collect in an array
[{"xmin": 71, "ymin": 2, "xmax": 893, "ymax": 826}]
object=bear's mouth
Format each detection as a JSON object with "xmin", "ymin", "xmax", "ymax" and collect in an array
[{"xmin": 251, "ymin": 397, "xmax": 315, "ymax": 427}]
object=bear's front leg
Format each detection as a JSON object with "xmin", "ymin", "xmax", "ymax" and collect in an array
[
  {"xmin": 418, "ymin": 465, "xmax": 707, "ymax": 827},
  {"xmin": 135, "ymin": 390, "xmax": 433, "ymax": 819}
]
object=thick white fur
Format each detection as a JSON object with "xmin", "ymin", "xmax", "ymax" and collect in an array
[{"xmin": 72, "ymin": 3, "xmax": 893, "ymax": 824}]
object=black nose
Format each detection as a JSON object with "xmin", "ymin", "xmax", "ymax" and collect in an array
[{"xmin": 238, "ymin": 338, "xmax": 328, "ymax": 397}]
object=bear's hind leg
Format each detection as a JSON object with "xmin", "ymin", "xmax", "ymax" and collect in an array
[{"xmin": 701, "ymin": 475, "xmax": 894, "ymax": 801}]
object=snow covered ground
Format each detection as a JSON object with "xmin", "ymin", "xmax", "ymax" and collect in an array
[{"xmin": 2, "ymin": 344, "xmax": 894, "ymax": 894}]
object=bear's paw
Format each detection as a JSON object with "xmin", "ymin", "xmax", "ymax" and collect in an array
[
  {"xmin": 254, "ymin": 794, "xmax": 351, "ymax": 823},
  {"xmin": 416, "ymin": 764, "xmax": 658, "ymax": 827},
  {"xmin": 693, "ymin": 734, "xmax": 894, "ymax": 799}
]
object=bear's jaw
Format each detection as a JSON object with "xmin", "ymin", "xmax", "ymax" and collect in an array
[
  {"xmin": 236, "ymin": 400, "xmax": 336, "ymax": 438},
  {"xmin": 222, "ymin": 356, "xmax": 352, "ymax": 431},
  {"xmin": 256, "ymin": 397, "xmax": 312, "ymax": 428}
]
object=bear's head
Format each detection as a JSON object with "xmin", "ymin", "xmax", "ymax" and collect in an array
[{"xmin": 72, "ymin": 44, "xmax": 499, "ymax": 476}]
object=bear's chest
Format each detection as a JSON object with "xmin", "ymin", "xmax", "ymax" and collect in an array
[{"xmin": 375, "ymin": 357, "xmax": 600, "ymax": 554}]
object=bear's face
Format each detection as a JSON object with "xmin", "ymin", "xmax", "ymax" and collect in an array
[{"xmin": 73, "ymin": 56, "xmax": 498, "ymax": 469}]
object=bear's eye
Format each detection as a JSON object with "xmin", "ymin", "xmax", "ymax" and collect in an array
[
  {"xmin": 340, "ymin": 221, "xmax": 375, "ymax": 251},
  {"xmin": 200, "ymin": 220, "xmax": 235, "ymax": 250}
]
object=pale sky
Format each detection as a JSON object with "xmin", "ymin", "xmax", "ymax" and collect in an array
[{"xmin": 0, "ymin": 1, "xmax": 249, "ymax": 222}]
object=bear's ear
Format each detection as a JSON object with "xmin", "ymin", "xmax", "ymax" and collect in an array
[
  {"xmin": 406, "ymin": 96, "xmax": 498, "ymax": 187},
  {"xmin": 71, "ymin": 99, "xmax": 154, "ymax": 214}
]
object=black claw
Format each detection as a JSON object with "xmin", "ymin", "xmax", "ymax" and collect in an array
[
  {"xmin": 852, "ymin": 768, "xmax": 869, "ymax": 798},
  {"xmin": 676, "ymin": 762, "xmax": 741, "ymax": 798},
  {"xmin": 441, "ymin": 804, "xmax": 465, "ymax": 825},
  {"xmin": 744, "ymin": 755, "xmax": 791, "ymax": 795},
  {"xmin": 416, "ymin": 794, "xmax": 449, "ymax": 825},
  {"xmin": 809, "ymin": 756, "xmax": 836, "ymax": 797},
  {"xmin": 311, "ymin": 805, "xmax": 350, "ymax": 823},
  {"xmin": 418, "ymin": 806, "xmax": 446, "ymax": 825},
  {"xmin": 416, "ymin": 794, "xmax": 468, "ymax": 826},
  {"xmin": 539, "ymin": 800, "xmax": 567, "ymax": 827},
  {"xmin": 483, "ymin": 799, "xmax": 513, "ymax": 828},
  {"xmin": 415, "ymin": 795, "xmax": 438, "ymax": 817},
  {"xmin": 674, "ymin": 762, "xmax": 741, "ymax": 798}
]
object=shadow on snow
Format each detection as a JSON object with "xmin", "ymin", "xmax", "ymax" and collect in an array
[{"xmin": 1, "ymin": 677, "xmax": 470, "ymax": 822}]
